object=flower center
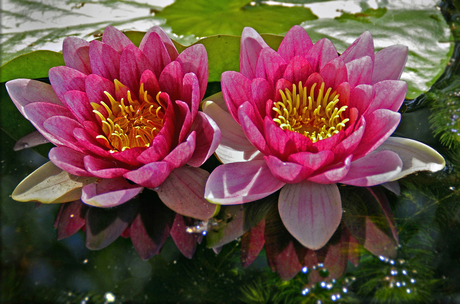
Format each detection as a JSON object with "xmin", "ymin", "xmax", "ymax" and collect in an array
[
  {"xmin": 92, "ymin": 80, "xmax": 165, "ymax": 152},
  {"xmin": 272, "ymin": 81, "xmax": 349, "ymax": 143}
]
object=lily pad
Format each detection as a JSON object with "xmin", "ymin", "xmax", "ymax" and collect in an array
[{"xmin": 156, "ymin": 0, "xmax": 318, "ymax": 37}]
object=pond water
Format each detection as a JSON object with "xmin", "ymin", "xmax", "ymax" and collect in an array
[{"xmin": 1, "ymin": 0, "xmax": 460, "ymax": 303}]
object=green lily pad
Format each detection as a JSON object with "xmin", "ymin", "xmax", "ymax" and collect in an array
[{"xmin": 156, "ymin": 0, "xmax": 318, "ymax": 37}]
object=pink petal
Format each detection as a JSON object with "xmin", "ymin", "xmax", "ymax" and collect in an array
[
  {"xmin": 264, "ymin": 117, "xmax": 296, "ymax": 160},
  {"xmin": 277, "ymin": 25, "xmax": 313, "ymax": 62},
  {"xmin": 239, "ymin": 102, "xmax": 269, "ymax": 154},
  {"xmin": 278, "ymin": 181, "xmax": 342, "ymax": 249},
  {"xmin": 123, "ymin": 161, "xmax": 172, "ymax": 188},
  {"xmin": 319, "ymin": 57, "xmax": 347, "ymax": 91},
  {"xmin": 353, "ymin": 109, "xmax": 401, "ymax": 158},
  {"xmin": 102, "ymin": 26, "xmax": 134, "ymax": 54},
  {"xmin": 250, "ymin": 77, "xmax": 273, "ymax": 118},
  {"xmin": 287, "ymin": 150, "xmax": 335, "ymax": 170},
  {"xmin": 307, "ymin": 155, "xmax": 352, "ymax": 184},
  {"xmin": 348, "ymin": 84, "xmax": 374, "ymax": 114},
  {"xmin": 49, "ymin": 147, "xmax": 93, "ymax": 177},
  {"xmin": 367, "ymin": 80, "xmax": 407, "ymax": 113},
  {"xmin": 56, "ymin": 200, "xmax": 87, "ymax": 240},
  {"xmin": 140, "ymin": 26, "xmax": 179, "ymax": 61},
  {"xmin": 181, "ymin": 72, "xmax": 200, "ymax": 123},
  {"xmin": 240, "ymin": 27, "xmax": 269, "ymax": 79},
  {"xmin": 221, "ymin": 71, "xmax": 252, "ymax": 124},
  {"xmin": 188, "ymin": 112, "xmax": 221, "ymax": 167},
  {"xmin": 63, "ymin": 37, "xmax": 91, "ymax": 75},
  {"xmin": 72, "ymin": 128, "xmax": 111, "ymax": 158},
  {"xmin": 6, "ymin": 79, "xmax": 62, "ymax": 117},
  {"xmin": 265, "ymin": 155, "xmax": 311, "ymax": 183},
  {"xmin": 175, "ymin": 100, "xmax": 193, "ymax": 144},
  {"xmin": 204, "ymin": 160, "xmax": 285, "ymax": 205},
  {"xmin": 157, "ymin": 166, "xmax": 217, "ymax": 220},
  {"xmin": 305, "ymin": 38, "xmax": 338, "ymax": 72},
  {"xmin": 120, "ymin": 44, "xmax": 154, "ymax": 95},
  {"xmin": 163, "ymin": 131, "xmax": 196, "ymax": 168},
  {"xmin": 332, "ymin": 117, "xmax": 366, "ymax": 161},
  {"xmin": 340, "ymin": 31, "xmax": 374, "ymax": 63},
  {"xmin": 43, "ymin": 116, "xmax": 84, "ymax": 152},
  {"xmin": 282, "ymin": 55, "xmax": 313, "ymax": 86},
  {"xmin": 170, "ymin": 215, "xmax": 198, "ymax": 259},
  {"xmin": 14, "ymin": 131, "xmax": 49, "ymax": 151},
  {"xmin": 140, "ymin": 31, "xmax": 172, "ymax": 79},
  {"xmin": 84, "ymin": 155, "xmax": 131, "ymax": 178},
  {"xmin": 371, "ymin": 45, "xmax": 408, "ymax": 84},
  {"xmin": 81, "ymin": 177, "xmax": 143, "ymax": 207},
  {"xmin": 89, "ymin": 40, "xmax": 120, "ymax": 80},
  {"xmin": 255, "ymin": 47, "xmax": 287, "ymax": 87},
  {"xmin": 159, "ymin": 61, "xmax": 183, "ymax": 103},
  {"xmin": 176, "ymin": 44, "xmax": 208, "ymax": 100},
  {"xmin": 23, "ymin": 102, "xmax": 75, "ymax": 146},
  {"xmin": 345, "ymin": 56, "xmax": 373, "ymax": 88},
  {"xmin": 110, "ymin": 148, "xmax": 145, "ymax": 167},
  {"xmin": 84, "ymin": 74, "xmax": 115, "ymax": 105},
  {"xmin": 340, "ymin": 150, "xmax": 403, "ymax": 186},
  {"xmin": 63, "ymin": 90, "xmax": 97, "ymax": 125},
  {"xmin": 49, "ymin": 66, "xmax": 87, "ymax": 102}
]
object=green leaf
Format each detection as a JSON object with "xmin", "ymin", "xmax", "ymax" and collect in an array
[
  {"xmin": 0, "ymin": 50, "xmax": 64, "ymax": 83},
  {"xmin": 156, "ymin": 0, "xmax": 318, "ymax": 37}
]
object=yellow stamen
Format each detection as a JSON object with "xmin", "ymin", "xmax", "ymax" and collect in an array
[{"xmin": 272, "ymin": 81, "xmax": 349, "ymax": 143}]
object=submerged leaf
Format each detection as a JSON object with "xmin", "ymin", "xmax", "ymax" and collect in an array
[{"xmin": 12, "ymin": 161, "xmax": 97, "ymax": 204}]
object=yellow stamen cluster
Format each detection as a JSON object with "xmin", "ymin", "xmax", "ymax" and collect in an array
[
  {"xmin": 273, "ymin": 81, "xmax": 349, "ymax": 143},
  {"xmin": 92, "ymin": 80, "xmax": 164, "ymax": 152}
]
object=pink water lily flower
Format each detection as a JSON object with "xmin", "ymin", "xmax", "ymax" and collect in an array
[
  {"xmin": 7, "ymin": 26, "xmax": 221, "ymax": 222},
  {"xmin": 203, "ymin": 26, "xmax": 445, "ymax": 250}
]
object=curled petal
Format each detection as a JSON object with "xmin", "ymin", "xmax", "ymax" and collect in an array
[
  {"xmin": 221, "ymin": 71, "xmax": 252, "ymax": 124},
  {"xmin": 240, "ymin": 27, "xmax": 269, "ymax": 79},
  {"xmin": 308, "ymin": 155, "xmax": 352, "ymax": 184},
  {"xmin": 84, "ymin": 155, "xmax": 132, "ymax": 178},
  {"xmin": 49, "ymin": 147, "xmax": 92, "ymax": 177},
  {"xmin": 340, "ymin": 31, "xmax": 374, "ymax": 63},
  {"xmin": 374, "ymin": 137, "xmax": 445, "ymax": 180},
  {"xmin": 205, "ymin": 160, "xmax": 285, "ymax": 205},
  {"xmin": 176, "ymin": 44, "xmax": 208, "ymax": 100},
  {"xmin": 63, "ymin": 37, "xmax": 91, "ymax": 74},
  {"xmin": 265, "ymin": 155, "xmax": 311, "ymax": 183},
  {"xmin": 82, "ymin": 177, "xmax": 143, "ymax": 207},
  {"xmin": 188, "ymin": 112, "xmax": 221, "ymax": 167},
  {"xmin": 279, "ymin": 181, "xmax": 342, "ymax": 250},
  {"xmin": 124, "ymin": 161, "xmax": 172, "ymax": 189}
]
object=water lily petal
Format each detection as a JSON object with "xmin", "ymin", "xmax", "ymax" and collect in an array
[
  {"xmin": 340, "ymin": 31, "xmax": 374, "ymax": 63},
  {"xmin": 89, "ymin": 40, "xmax": 121, "ymax": 80},
  {"xmin": 63, "ymin": 37, "xmax": 91, "ymax": 75},
  {"xmin": 6, "ymin": 79, "xmax": 63, "ymax": 117},
  {"xmin": 140, "ymin": 31, "xmax": 172, "ymax": 79},
  {"xmin": 43, "ymin": 116, "xmax": 84, "ymax": 152},
  {"xmin": 305, "ymin": 38, "xmax": 338, "ymax": 72},
  {"xmin": 239, "ymin": 102, "xmax": 269, "ymax": 154},
  {"xmin": 157, "ymin": 166, "xmax": 217, "ymax": 220},
  {"xmin": 164, "ymin": 131, "xmax": 196, "ymax": 168},
  {"xmin": 372, "ymin": 45, "xmax": 408, "ymax": 84},
  {"xmin": 181, "ymin": 72, "xmax": 200, "ymax": 123},
  {"xmin": 308, "ymin": 155, "xmax": 352, "ymax": 184},
  {"xmin": 84, "ymin": 155, "xmax": 132, "ymax": 178},
  {"xmin": 320, "ymin": 57, "xmax": 347, "ymax": 91},
  {"xmin": 287, "ymin": 150, "xmax": 335, "ymax": 171},
  {"xmin": 140, "ymin": 26, "xmax": 179, "ymax": 61},
  {"xmin": 348, "ymin": 84, "xmax": 374, "ymax": 114},
  {"xmin": 279, "ymin": 181, "xmax": 342, "ymax": 250},
  {"xmin": 367, "ymin": 80, "xmax": 407, "ymax": 113},
  {"xmin": 345, "ymin": 56, "xmax": 373, "ymax": 88},
  {"xmin": 282, "ymin": 55, "xmax": 313, "ymax": 86},
  {"xmin": 49, "ymin": 66, "xmax": 87, "ymax": 102},
  {"xmin": 110, "ymin": 148, "xmax": 145, "ymax": 167},
  {"xmin": 63, "ymin": 90, "xmax": 97, "ymax": 125},
  {"xmin": 375, "ymin": 137, "xmax": 446, "ymax": 180},
  {"xmin": 84, "ymin": 73, "xmax": 115, "ymax": 105},
  {"xmin": 265, "ymin": 155, "xmax": 311, "ymax": 183},
  {"xmin": 188, "ymin": 111, "xmax": 221, "ymax": 167},
  {"xmin": 221, "ymin": 71, "xmax": 252, "ymax": 124},
  {"xmin": 159, "ymin": 61, "xmax": 183, "ymax": 103},
  {"xmin": 277, "ymin": 25, "xmax": 313, "ymax": 62},
  {"xmin": 205, "ymin": 160, "xmax": 285, "ymax": 205},
  {"xmin": 124, "ymin": 161, "xmax": 172, "ymax": 189},
  {"xmin": 176, "ymin": 44, "xmax": 208, "ymax": 100},
  {"xmin": 120, "ymin": 44, "xmax": 154, "ymax": 95},
  {"xmin": 49, "ymin": 147, "xmax": 92, "ymax": 177},
  {"xmin": 81, "ymin": 177, "xmax": 143, "ymax": 207},
  {"xmin": 240, "ymin": 27, "xmax": 269, "ymax": 79},
  {"xmin": 170, "ymin": 215, "xmax": 198, "ymax": 259},
  {"xmin": 72, "ymin": 128, "xmax": 111, "ymax": 158},
  {"xmin": 240, "ymin": 219, "xmax": 265, "ymax": 268},
  {"xmin": 353, "ymin": 109, "xmax": 401, "ymax": 158},
  {"xmin": 255, "ymin": 47, "xmax": 287, "ymax": 87},
  {"xmin": 56, "ymin": 200, "xmax": 88, "ymax": 240},
  {"xmin": 102, "ymin": 25, "xmax": 134, "ymax": 54},
  {"xmin": 12, "ymin": 162, "xmax": 97, "ymax": 204},
  {"xmin": 340, "ymin": 150, "xmax": 403, "ymax": 186},
  {"xmin": 13, "ymin": 131, "xmax": 49, "ymax": 151}
]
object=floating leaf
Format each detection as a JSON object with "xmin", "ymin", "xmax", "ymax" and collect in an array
[
  {"xmin": 157, "ymin": 0, "xmax": 317, "ymax": 37},
  {"xmin": 12, "ymin": 161, "xmax": 97, "ymax": 204}
]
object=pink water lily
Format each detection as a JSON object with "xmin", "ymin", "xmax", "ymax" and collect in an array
[
  {"xmin": 203, "ymin": 26, "xmax": 445, "ymax": 250},
  {"xmin": 7, "ymin": 26, "xmax": 221, "ymax": 222}
]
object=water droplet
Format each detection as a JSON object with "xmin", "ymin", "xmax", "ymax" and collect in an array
[
  {"xmin": 379, "ymin": 256, "xmax": 385, "ymax": 261},
  {"xmin": 391, "ymin": 268, "xmax": 398, "ymax": 276},
  {"xmin": 449, "ymin": 186, "xmax": 456, "ymax": 191},
  {"xmin": 406, "ymin": 288, "xmax": 411, "ymax": 294},
  {"xmin": 317, "ymin": 263, "xmax": 324, "ymax": 268},
  {"xmin": 302, "ymin": 266, "xmax": 308, "ymax": 273},
  {"xmin": 410, "ymin": 278, "xmax": 416, "ymax": 284},
  {"xmin": 104, "ymin": 292, "xmax": 115, "ymax": 303},
  {"xmin": 342, "ymin": 287, "xmax": 348, "ymax": 293},
  {"xmin": 320, "ymin": 281, "xmax": 326, "ymax": 288},
  {"xmin": 83, "ymin": 259, "xmax": 88, "ymax": 264},
  {"xmin": 302, "ymin": 288, "xmax": 310, "ymax": 295},
  {"xmin": 396, "ymin": 282, "xmax": 401, "ymax": 287},
  {"xmin": 402, "ymin": 281, "xmax": 406, "ymax": 286},
  {"xmin": 327, "ymin": 283, "xmax": 333, "ymax": 289},
  {"xmin": 402, "ymin": 270, "xmax": 407, "ymax": 275},
  {"xmin": 331, "ymin": 295, "xmax": 337, "ymax": 301},
  {"xmin": 390, "ymin": 260, "xmax": 395, "ymax": 265}
]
